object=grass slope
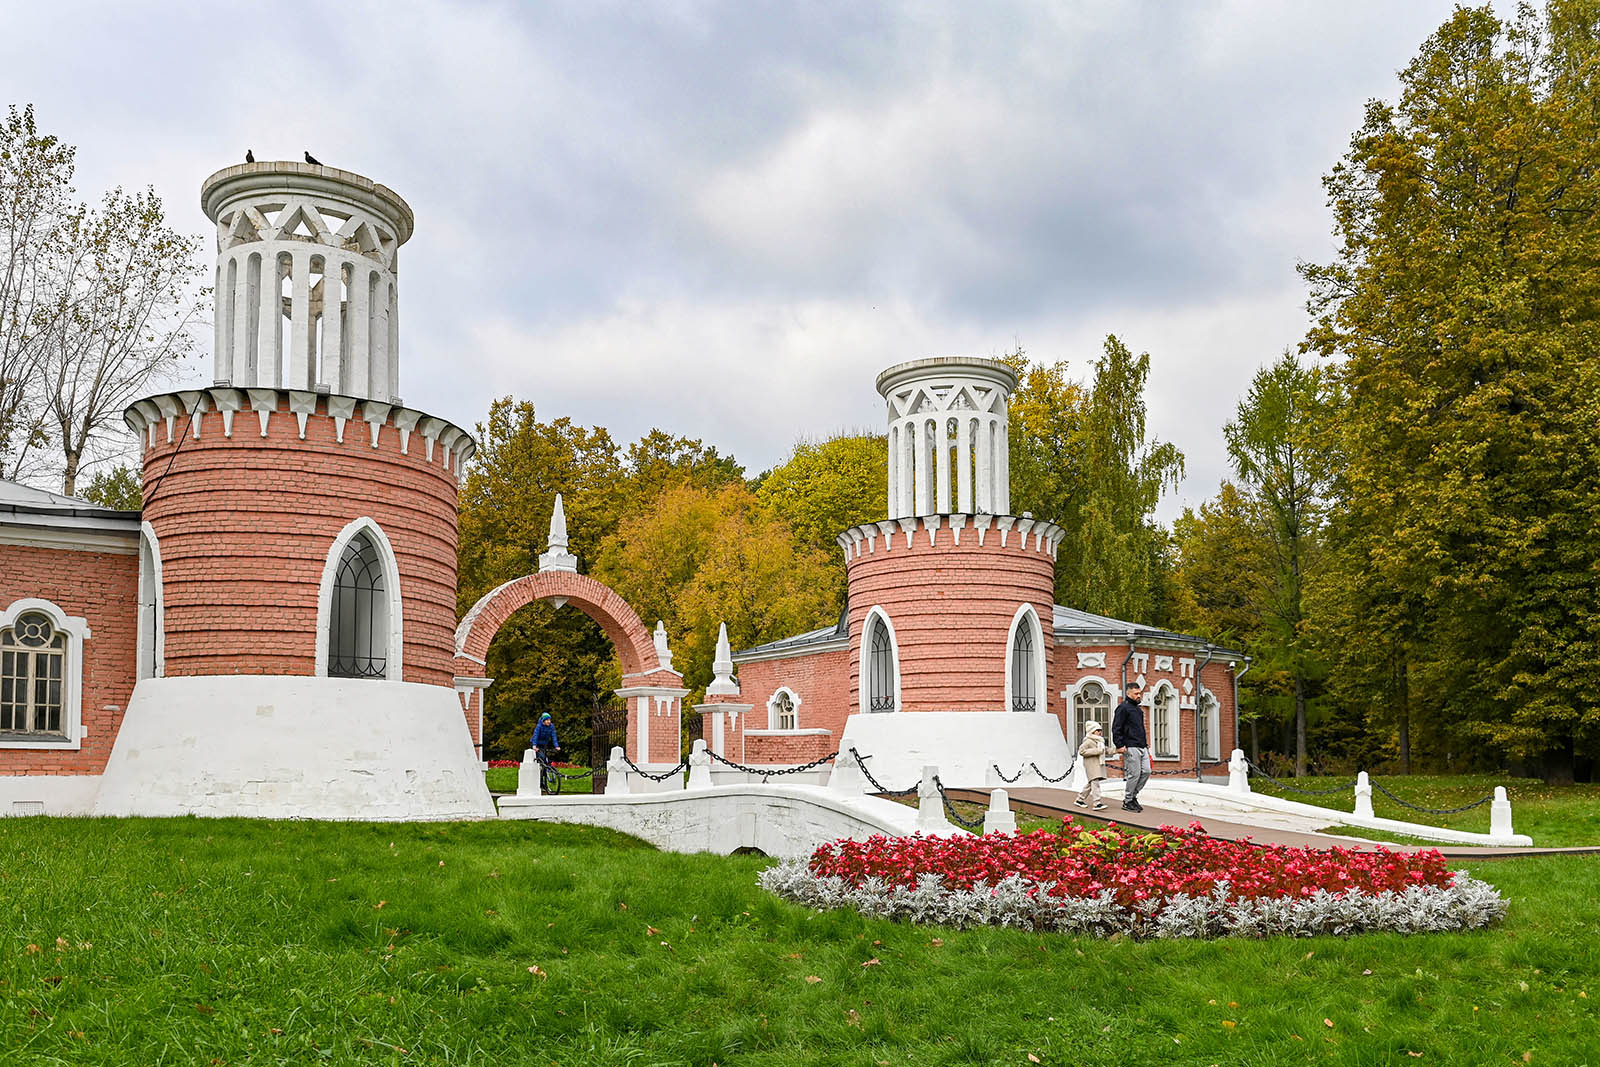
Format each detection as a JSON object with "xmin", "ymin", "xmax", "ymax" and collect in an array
[{"xmin": 1, "ymin": 817, "xmax": 1596, "ymax": 1066}]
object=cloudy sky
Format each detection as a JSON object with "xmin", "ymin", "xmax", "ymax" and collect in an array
[{"xmin": 3, "ymin": 1, "xmax": 1485, "ymax": 519}]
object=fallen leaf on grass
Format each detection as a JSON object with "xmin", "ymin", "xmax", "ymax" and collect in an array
[
  {"xmin": 528, "ymin": 966, "xmax": 547, "ymax": 979},
  {"xmin": 41, "ymin": 976, "xmax": 63, "ymax": 987},
  {"xmin": 1304, "ymin": 951, "xmax": 1315, "ymax": 960},
  {"xmin": 1324, "ymin": 1019, "xmax": 1334, "ymax": 1029},
  {"xmin": 861, "ymin": 958, "xmax": 881, "ymax": 968},
  {"xmin": 373, "ymin": 901, "xmax": 387, "ymax": 910},
  {"xmin": 647, "ymin": 926, "xmax": 660, "ymax": 936},
  {"xmin": 1028, "ymin": 1055, "xmax": 1041, "ymax": 1063},
  {"xmin": 194, "ymin": 1003, "xmax": 214, "ymax": 1014},
  {"xmin": 845, "ymin": 1009, "xmax": 862, "ymax": 1028},
  {"xmin": 1221, "ymin": 1021, "xmax": 1236, "ymax": 1030},
  {"xmin": 804, "ymin": 976, "xmax": 821, "ymax": 984},
  {"xmin": 1362, "ymin": 969, "xmax": 1373, "ymax": 976},
  {"xmin": 929, "ymin": 939, "xmax": 944, "ymax": 947},
  {"xmin": 24, "ymin": 944, "xmax": 40, "ymax": 955}
]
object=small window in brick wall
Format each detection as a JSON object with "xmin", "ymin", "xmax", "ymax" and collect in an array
[
  {"xmin": 1073, "ymin": 681, "xmax": 1110, "ymax": 746},
  {"xmin": 867, "ymin": 616, "xmax": 896, "ymax": 712},
  {"xmin": 329, "ymin": 531, "xmax": 389, "ymax": 679},
  {"xmin": 1152, "ymin": 685, "xmax": 1177, "ymax": 758},
  {"xmin": 772, "ymin": 690, "xmax": 797, "ymax": 730},
  {"xmin": 1, "ymin": 612, "xmax": 66, "ymax": 736}
]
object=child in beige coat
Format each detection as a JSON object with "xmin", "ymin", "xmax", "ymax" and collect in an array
[{"xmin": 1075, "ymin": 721, "xmax": 1109, "ymax": 810}]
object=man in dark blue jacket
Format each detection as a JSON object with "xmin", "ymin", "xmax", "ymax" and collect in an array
[
  {"xmin": 532, "ymin": 713, "xmax": 560, "ymax": 765},
  {"xmin": 1111, "ymin": 683, "xmax": 1150, "ymax": 813}
]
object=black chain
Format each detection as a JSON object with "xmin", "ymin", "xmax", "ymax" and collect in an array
[
  {"xmin": 1144, "ymin": 764, "xmax": 1202, "ymax": 778},
  {"xmin": 847, "ymin": 748, "xmax": 918, "ymax": 798},
  {"xmin": 933, "ymin": 777, "xmax": 987, "ymax": 831},
  {"xmin": 620, "ymin": 755, "xmax": 688, "ymax": 782},
  {"xmin": 991, "ymin": 763, "xmax": 1024, "ymax": 784},
  {"xmin": 1245, "ymin": 758, "xmax": 1357, "ymax": 796},
  {"xmin": 549, "ymin": 766, "xmax": 594, "ymax": 781},
  {"xmin": 1370, "ymin": 779, "xmax": 1495, "ymax": 816},
  {"xmin": 1032, "ymin": 757, "xmax": 1078, "ymax": 783},
  {"xmin": 707, "ymin": 749, "xmax": 839, "ymax": 781}
]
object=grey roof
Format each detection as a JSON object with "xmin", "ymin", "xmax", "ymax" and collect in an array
[
  {"xmin": 1053, "ymin": 605, "xmax": 1243, "ymax": 656},
  {"xmin": 0, "ymin": 478, "xmax": 140, "ymax": 529}
]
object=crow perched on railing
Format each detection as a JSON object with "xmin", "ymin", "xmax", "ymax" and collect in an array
[{"xmin": 304, "ymin": 151, "xmax": 321, "ymax": 165}]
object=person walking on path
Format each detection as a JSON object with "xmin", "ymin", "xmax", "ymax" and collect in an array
[
  {"xmin": 1111, "ymin": 683, "xmax": 1150, "ymax": 813},
  {"xmin": 532, "ymin": 712, "xmax": 560, "ymax": 765},
  {"xmin": 1074, "ymin": 721, "xmax": 1109, "ymax": 810}
]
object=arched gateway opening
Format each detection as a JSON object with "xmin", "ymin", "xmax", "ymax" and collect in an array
[{"xmin": 452, "ymin": 570, "xmax": 687, "ymax": 769}]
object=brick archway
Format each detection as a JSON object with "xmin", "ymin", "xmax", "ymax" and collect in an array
[
  {"xmin": 454, "ymin": 571, "xmax": 660, "ymax": 676},
  {"xmin": 453, "ymin": 571, "xmax": 686, "ymax": 767}
]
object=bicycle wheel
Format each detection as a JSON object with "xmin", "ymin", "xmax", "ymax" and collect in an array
[{"xmin": 543, "ymin": 762, "xmax": 562, "ymax": 795}]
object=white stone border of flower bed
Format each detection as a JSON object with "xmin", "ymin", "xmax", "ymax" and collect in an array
[{"xmin": 759, "ymin": 862, "xmax": 1509, "ymax": 939}]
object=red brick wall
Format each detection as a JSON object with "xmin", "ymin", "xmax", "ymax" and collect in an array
[
  {"xmin": 1051, "ymin": 648, "xmax": 1236, "ymax": 769},
  {"xmin": 733, "ymin": 647, "xmax": 849, "ymax": 761},
  {"xmin": 139, "ymin": 392, "xmax": 461, "ymax": 687},
  {"xmin": 743, "ymin": 731, "xmax": 834, "ymax": 765},
  {"xmin": 844, "ymin": 520, "xmax": 1055, "ymax": 713},
  {"xmin": 0, "ymin": 542, "xmax": 138, "ymax": 775}
]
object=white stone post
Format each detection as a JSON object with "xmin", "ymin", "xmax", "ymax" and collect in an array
[
  {"xmin": 687, "ymin": 739, "xmax": 713, "ymax": 791},
  {"xmin": 827, "ymin": 751, "xmax": 867, "ymax": 794},
  {"xmin": 983, "ymin": 788, "xmax": 1016, "ymax": 835},
  {"xmin": 257, "ymin": 253, "xmax": 282, "ymax": 387},
  {"xmin": 915, "ymin": 765, "xmax": 952, "ymax": 833},
  {"xmin": 604, "ymin": 746, "xmax": 630, "ymax": 796},
  {"xmin": 516, "ymin": 748, "xmax": 542, "ymax": 797},
  {"xmin": 1227, "ymin": 748, "xmax": 1251, "ymax": 794},
  {"xmin": 1354, "ymin": 770, "xmax": 1374, "ymax": 820},
  {"xmin": 288, "ymin": 250, "xmax": 313, "ymax": 388},
  {"xmin": 1490, "ymin": 786, "xmax": 1514, "ymax": 839}
]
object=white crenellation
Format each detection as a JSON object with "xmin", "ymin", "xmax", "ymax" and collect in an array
[
  {"xmin": 879, "ymin": 357, "xmax": 1016, "ymax": 520},
  {"xmin": 835, "ymin": 514, "xmax": 1064, "ymax": 561},
  {"xmin": 202, "ymin": 162, "xmax": 411, "ymax": 404},
  {"xmin": 288, "ymin": 390, "xmax": 318, "ymax": 439}
]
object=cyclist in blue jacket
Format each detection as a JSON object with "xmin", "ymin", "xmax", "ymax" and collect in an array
[{"xmin": 532, "ymin": 712, "xmax": 560, "ymax": 765}]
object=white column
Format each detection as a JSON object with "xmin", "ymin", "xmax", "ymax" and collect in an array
[
  {"xmin": 257, "ymin": 251, "xmax": 282, "ymax": 388},
  {"xmin": 288, "ymin": 251, "xmax": 312, "ymax": 389},
  {"xmin": 236, "ymin": 254, "xmax": 256, "ymax": 386},
  {"xmin": 212, "ymin": 264, "xmax": 226, "ymax": 384},
  {"xmin": 346, "ymin": 266, "xmax": 370, "ymax": 397},
  {"xmin": 899, "ymin": 423, "xmax": 914, "ymax": 516},
  {"xmin": 913, "ymin": 419, "xmax": 930, "ymax": 516},
  {"xmin": 934, "ymin": 417, "xmax": 951, "ymax": 513},
  {"xmin": 956, "ymin": 416, "xmax": 972, "ymax": 513},
  {"xmin": 218, "ymin": 258, "xmax": 238, "ymax": 384},
  {"xmin": 369, "ymin": 272, "xmax": 390, "ymax": 399},
  {"xmin": 886, "ymin": 424, "xmax": 899, "ymax": 519},
  {"xmin": 387, "ymin": 282, "xmax": 400, "ymax": 400},
  {"xmin": 976, "ymin": 416, "xmax": 993, "ymax": 512},
  {"xmin": 321, "ymin": 261, "xmax": 345, "ymax": 390},
  {"xmin": 997, "ymin": 420, "xmax": 1010, "ymax": 514}
]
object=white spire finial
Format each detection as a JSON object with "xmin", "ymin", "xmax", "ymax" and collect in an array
[
  {"xmin": 537, "ymin": 493, "xmax": 578, "ymax": 573},
  {"xmin": 707, "ymin": 621, "xmax": 739, "ymax": 696},
  {"xmin": 653, "ymin": 620, "xmax": 674, "ymax": 672}
]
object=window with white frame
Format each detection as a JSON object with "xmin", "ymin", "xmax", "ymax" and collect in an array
[
  {"xmin": 770, "ymin": 688, "xmax": 799, "ymax": 730},
  {"xmin": 329, "ymin": 531, "xmax": 389, "ymax": 679},
  {"xmin": 1152, "ymin": 684, "xmax": 1178, "ymax": 758},
  {"xmin": 866, "ymin": 613, "xmax": 897, "ymax": 712},
  {"xmin": 1197, "ymin": 691, "xmax": 1220, "ymax": 761},
  {"xmin": 1072, "ymin": 680, "xmax": 1111, "ymax": 746},
  {"xmin": 1007, "ymin": 606, "xmax": 1041, "ymax": 712},
  {"xmin": 1, "ymin": 612, "xmax": 66, "ymax": 736}
]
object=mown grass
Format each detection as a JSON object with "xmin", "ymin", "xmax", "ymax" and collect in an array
[
  {"xmin": 1248, "ymin": 773, "xmax": 1600, "ymax": 846},
  {"xmin": 2, "ymin": 817, "xmax": 1598, "ymax": 1065},
  {"xmin": 484, "ymin": 767, "xmax": 594, "ymax": 795}
]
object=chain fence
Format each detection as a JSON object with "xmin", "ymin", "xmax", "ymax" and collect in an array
[
  {"xmin": 846, "ymin": 748, "xmax": 919, "ymax": 798},
  {"xmin": 707, "ymin": 749, "xmax": 839, "ymax": 781},
  {"xmin": 933, "ymin": 777, "xmax": 987, "ymax": 831},
  {"xmin": 620, "ymin": 755, "xmax": 689, "ymax": 782},
  {"xmin": 1245, "ymin": 758, "xmax": 1358, "ymax": 796},
  {"xmin": 1370, "ymin": 779, "xmax": 1496, "ymax": 816}
]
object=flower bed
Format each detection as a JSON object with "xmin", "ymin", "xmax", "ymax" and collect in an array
[{"xmin": 760, "ymin": 820, "xmax": 1507, "ymax": 938}]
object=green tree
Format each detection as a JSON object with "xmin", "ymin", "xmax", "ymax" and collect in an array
[
  {"xmin": 1223, "ymin": 352, "xmax": 1334, "ymax": 776},
  {"xmin": 622, "ymin": 429, "xmax": 744, "ymax": 505},
  {"xmin": 79, "ymin": 462, "xmax": 141, "ymax": 509},
  {"xmin": 1007, "ymin": 338, "xmax": 1183, "ymax": 622},
  {"xmin": 1302, "ymin": 1, "xmax": 1600, "ymax": 781},
  {"xmin": 755, "ymin": 433, "xmax": 886, "ymax": 611}
]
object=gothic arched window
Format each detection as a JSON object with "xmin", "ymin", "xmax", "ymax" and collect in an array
[
  {"xmin": 1007, "ymin": 606, "xmax": 1042, "ymax": 712},
  {"xmin": 1072, "ymin": 680, "xmax": 1110, "ymax": 747},
  {"xmin": 328, "ymin": 531, "xmax": 389, "ymax": 679},
  {"xmin": 866, "ymin": 613, "xmax": 897, "ymax": 712},
  {"xmin": 1152, "ymin": 684, "xmax": 1177, "ymax": 758},
  {"xmin": 771, "ymin": 689, "xmax": 798, "ymax": 730}
]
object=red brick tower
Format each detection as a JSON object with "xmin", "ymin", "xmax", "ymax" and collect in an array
[{"xmin": 95, "ymin": 161, "xmax": 493, "ymax": 820}]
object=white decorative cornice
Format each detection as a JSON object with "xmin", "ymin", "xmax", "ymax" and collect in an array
[{"xmin": 288, "ymin": 390, "xmax": 318, "ymax": 439}]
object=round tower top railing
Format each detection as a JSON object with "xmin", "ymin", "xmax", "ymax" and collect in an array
[
  {"xmin": 200, "ymin": 161, "xmax": 414, "ymax": 244},
  {"xmin": 875, "ymin": 355, "xmax": 1018, "ymax": 398}
]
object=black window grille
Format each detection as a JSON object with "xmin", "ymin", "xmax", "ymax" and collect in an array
[
  {"xmin": 1, "ymin": 612, "xmax": 66, "ymax": 734},
  {"xmin": 773, "ymin": 690, "xmax": 797, "ymax": 729},
  {"xmin": 329, "ymin": 532, "xmax": 388, "ymax": 679},
  {"xmin": 867, "ymin": 617, "xmax": 896, "ymax": 711},
  {"xmin": 1010, "ymin": 618, "xmax": 1036, "ymax": 711}
]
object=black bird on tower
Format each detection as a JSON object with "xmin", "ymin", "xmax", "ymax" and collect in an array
[
  {"xmin": 304, "ymin": 151, "xmax": 321, "ymax": 165},
  {"xmin": 245, "ymin": 149, "xmax": 254, "ymax": 163}
]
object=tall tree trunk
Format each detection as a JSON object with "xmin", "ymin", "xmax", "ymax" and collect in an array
[
  {"xmin": 1293, "ymin": 671, "xmax": 1307, "ymax": 777},
  {"xmin": 1394, "ymin": 649, "xmax": 1410, "ymax": 775},
  {"xmin": 61, "ymin": 448, "xmax": 81, "ymax": 497},
  {"xmin": 1250, "ymin": 717, "xmax": 1259, "ymax": 764}
]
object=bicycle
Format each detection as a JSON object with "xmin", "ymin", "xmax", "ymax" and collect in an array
[{"xmin": 534, "ymin": 748, "xmax": 562, "ymax": 795}]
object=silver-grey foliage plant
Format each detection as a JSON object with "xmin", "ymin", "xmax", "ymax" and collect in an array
[{"xmin": 758, "ymin": 861, "xmax": 1507, "ymax": 939}]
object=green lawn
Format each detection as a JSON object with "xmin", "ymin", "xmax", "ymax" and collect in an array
[
  {"xmin": 2, "ymin": 817, "xmax": 1598, "ymax": 1065},
  {"xmin": 1247, "ymin": 773, "xmax": 1600, "ymax": 847},
  {"xmin": 485, "ymin": 766, "xmax": 595, "ymax": 795}
]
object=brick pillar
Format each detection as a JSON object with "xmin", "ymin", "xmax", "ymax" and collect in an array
[{"xmin": 616, "ymin": 670, "xmax": 688, "ymax": 766}]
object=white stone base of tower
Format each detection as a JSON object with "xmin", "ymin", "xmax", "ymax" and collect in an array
[
  {"xmin": 93, "ymin": 676, "xmax": 496, "ymax": 820},
  {"xmin": 829, "ymin": 711, "xmax": 1074, "ymax": 792}
]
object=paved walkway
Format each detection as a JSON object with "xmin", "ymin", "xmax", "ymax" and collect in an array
[{"xmin": 942, "ymin": 787, "xmax": 1600, "ymax": 860}]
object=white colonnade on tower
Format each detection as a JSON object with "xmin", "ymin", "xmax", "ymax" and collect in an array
[
  {"xmin": 878, "ymin": 357, "xmax": 1018, "ymax": 519},
  {"xmin": 202, "ymin": 161, "xmax": 413, "ymax": 403}
]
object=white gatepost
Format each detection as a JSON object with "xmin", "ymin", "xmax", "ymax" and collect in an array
[
  {"xmin": 517, "ymin": 748, "xmax": 542, "ymax": 797},
  {"xmin": 983, "ymin": 788, "xmax": 1016, "ymax": 835},
  {"xmin": 687, "ymin": 739, "xmax": 713, "ymax": 790},
  {"xmin": 828, "ymin": 750, "xmax": 867, "ymax": 794},
  {"xmin": 1228, "ymin": 748, "xmax": 1251, "ymax": 794},
  {"xmin": 1354, "ymin": 771, "xmax": 1374, "ymax": 820},
  {"xmin": 916, "ymin": 765, "xmax": 953, "ymax": 833},
  {"xmin": 605, "ymin": 746, "xmax": 630, "ymax": 795},
  {"xmin": 1491, "ymin": 786, "xmax": 1514, "ymax": 839}
]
